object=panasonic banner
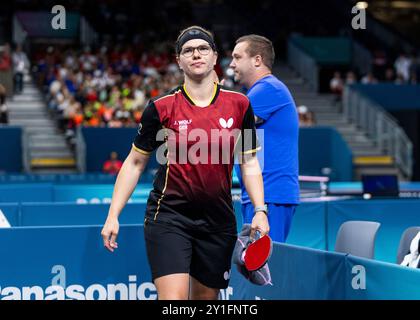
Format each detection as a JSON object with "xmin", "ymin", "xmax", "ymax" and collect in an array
[
  {"xmin": 0, "ymin": 224, "xmax": 350, "ymax": 300},
  {"xmin": 0, "ymin": 225, "xmax": 157, "ymax": 300}
]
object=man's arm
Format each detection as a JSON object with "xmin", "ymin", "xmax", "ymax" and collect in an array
[{"xmin": 240, "ymin": 154, "xmax": 269, "ymax": 240}]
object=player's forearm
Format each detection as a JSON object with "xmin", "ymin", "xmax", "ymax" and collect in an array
[
  {"xmin": 108, "ymin": 153, "xmax": 149, "ymax": 219},
  {"xmin": 240, "ymin": 156, "xmax": 264, "ymax": 207}
]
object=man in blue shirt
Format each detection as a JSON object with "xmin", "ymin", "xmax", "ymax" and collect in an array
[{"xmin": 230, "ymin": 35, "xmax": 299, "ymax": 242}]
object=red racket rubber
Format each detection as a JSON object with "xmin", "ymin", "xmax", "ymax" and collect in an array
[{"xmin": 244, "ymin": 234, "xmax": 272, "ymax": 271}]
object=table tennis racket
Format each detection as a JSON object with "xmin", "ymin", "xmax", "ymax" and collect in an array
[{"xmin": 243, "ymin": 234, "xmax": 273, "ymax": 271}]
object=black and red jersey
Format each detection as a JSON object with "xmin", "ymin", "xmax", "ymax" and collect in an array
[{"xmin": 133, "ymin": 83, "xmax": 259, "ymax": 232}]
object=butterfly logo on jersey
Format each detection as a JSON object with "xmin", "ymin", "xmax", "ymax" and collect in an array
[{"xmin": 219, "ymin": 117, "xmax": 234, "ymax": 129}]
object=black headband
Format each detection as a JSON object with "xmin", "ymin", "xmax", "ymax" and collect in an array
[{"xmin": 176, "ymin": 28, "xmax": 216, "ymax": 55}]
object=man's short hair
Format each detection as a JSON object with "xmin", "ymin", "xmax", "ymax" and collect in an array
[{"xmin": 236, "ymin": 35, "xmax": 275, "ymax": 70}]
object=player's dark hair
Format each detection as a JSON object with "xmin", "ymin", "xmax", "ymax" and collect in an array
[{"xmin": 175, "ymin": 26, "xmax": 216, "ymax": 55}]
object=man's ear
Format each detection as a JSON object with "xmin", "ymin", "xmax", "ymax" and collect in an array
[{"xmin": 254, "ymin": 55, "xmax": 263, "ymax": 68}]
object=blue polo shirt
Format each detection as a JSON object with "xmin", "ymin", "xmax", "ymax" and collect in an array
[{"xmin": 235, "ymin": 74, "xmax": 300, "ymax": 204}]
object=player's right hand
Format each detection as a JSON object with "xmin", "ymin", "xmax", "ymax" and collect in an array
[
  {"xmin": 101, "ymin": 218, "xmax": 119, "ymax": 252},
  {"xmin": 250, "ymin": 211, "xmax": 270, "ymax": 242}
]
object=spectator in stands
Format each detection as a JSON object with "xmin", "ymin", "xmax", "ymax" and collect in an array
[
  {"xmin": 221, "ymin": 68, "xmax": 235, "ymax": 88},
  {"xmin": 394, "ymin": 53, "xmax": 411, "ymax": 82},
  {"xmin": 103, "ymin": 151, "xmax": 123, "ymax": 175},
  {"xmin": 220, "ymin": 48, "xmax": 232, "ymax": 70},
  {"xmin": 329, "ymin": 71, "xmax": 343, "ymax": 102},
  {"xmin": 0, "ymin": 84, "xmax": 8, "ymax": 124},
  {"xmin": 384, "ymin": 67, "xmax": 395, "ymax": 83},
  {"xmin": 230, "ymin": 34, "xmax": 299, "ymax": 243},
  {"xmin": 409, "ymin": 71, "xmax": 417, "ymax": 85},
  {"xmin": 394, "ymin": 73, "xmax": 405, "ymax": 85},
  {"xmin": 306, "ymin": 110, "xmax": 316, "ymax": 126},
  {"xmin": 297, "ymin": 105, "xmax": 315, "ymax": 127},
  {"xmin": 415, "ymin": 53, "xmax": 420, "ymax": 78},
  {"xmin": 0, "ymin": 43, "xmax": 11, "ymax": 71},
  {"xmin": 345, "ymin": 71, "xmax": 357, "ymax": 85},
  {"xmin": 372, "ymin": 50, "xmax": 387, "ymax": 80},
  {"xmin": 12, "ymin": 44, "xmax": 30, "ymax": 94},
  {"xmin": 361, "ymin": 72, "xmax": 378, "ymax": 84},
  {"xmin": 297, "ymin": 107, "xmax": 306, "ymax": 126}
]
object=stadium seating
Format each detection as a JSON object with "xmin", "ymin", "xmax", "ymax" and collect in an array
[
  {"xmin": 396, "ymin": 226, "xmax": 420, "ymax": 264},
  {"xmin": 334, "ymin": 220, "xmax": 380, "ymax": 259}
]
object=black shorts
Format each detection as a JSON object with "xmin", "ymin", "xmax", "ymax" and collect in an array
[{"xmin": 144, "ymin": 218, "xmax": 237, "ymax": 289}]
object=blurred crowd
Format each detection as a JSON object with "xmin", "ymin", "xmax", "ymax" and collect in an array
[
  {"xmin": 34, "ymin": 44, "xmax": 188, "ymax": 144},
  {"xmin": 9, "ymin": 43, "xmax": 419, "ymax": 133},
  {"xmin": 3, "ymin": 41, "xmax": 314, "ymax": 131},
  {"xmin": 36, "ymin": 44, "xmax": 181, "ymax": 137},
  {"xmin": 330, "ymin": 51, "xmax": 420, "ymax": 100},
  {"xmin": 31, "ymin": 43, "xmax": 234, "ymax": 145}
]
